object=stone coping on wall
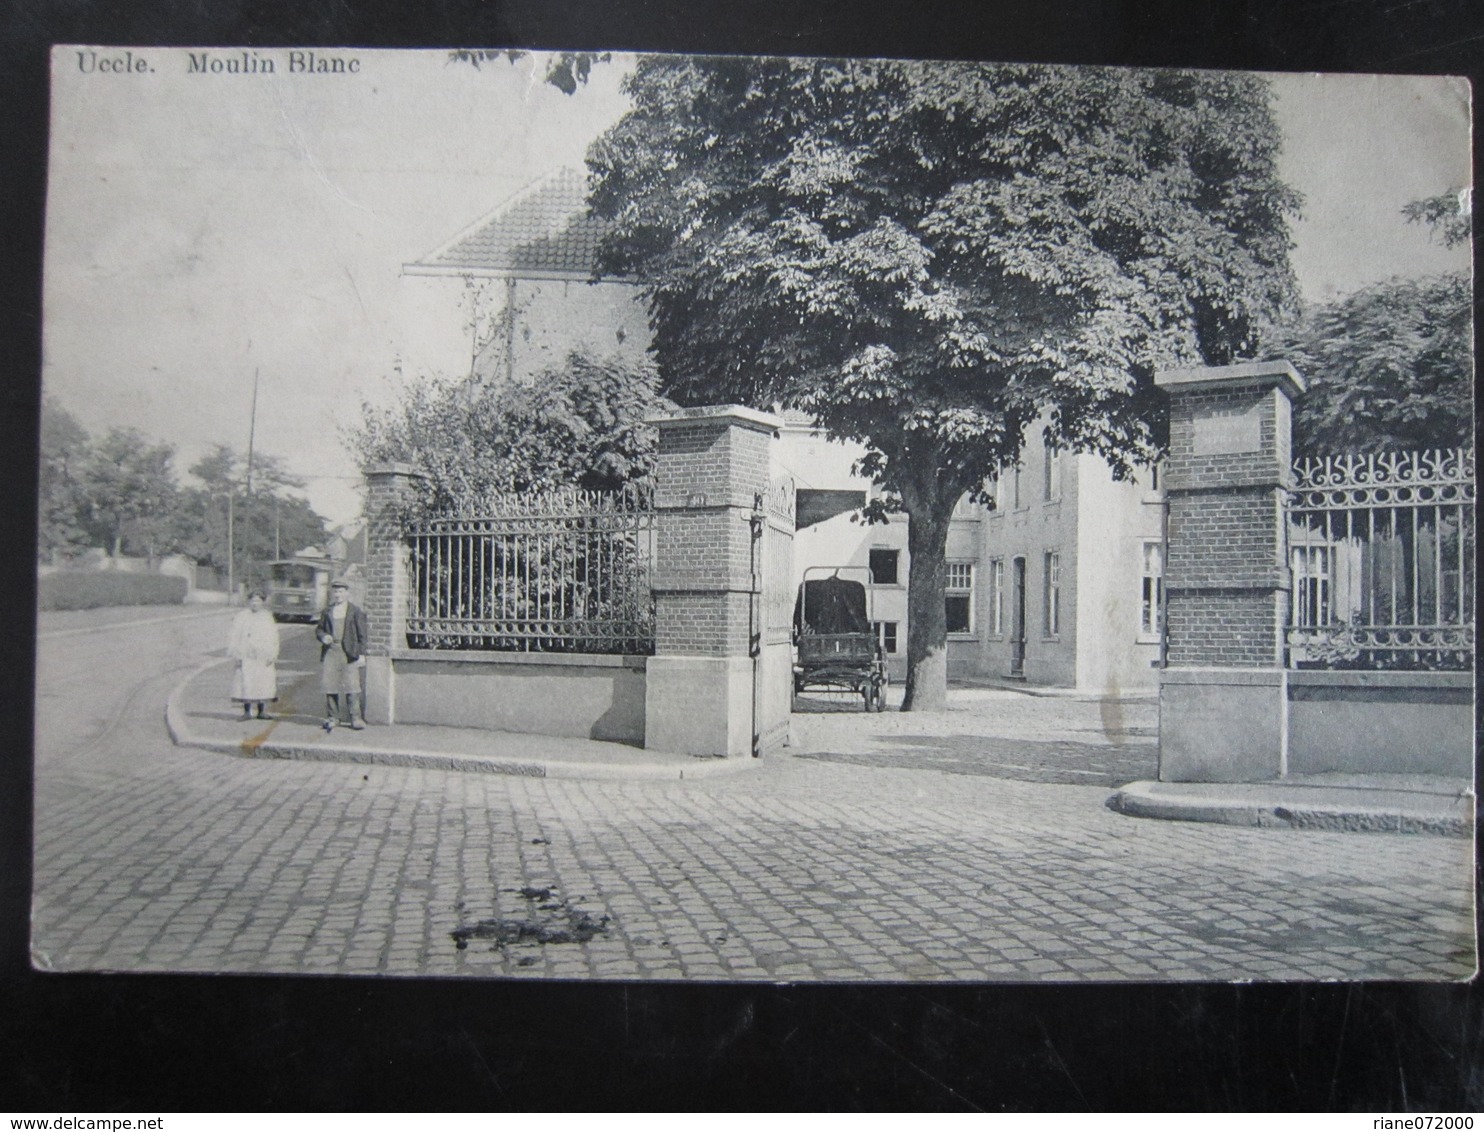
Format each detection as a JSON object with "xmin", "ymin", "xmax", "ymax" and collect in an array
[
  {"xmin": 646, "ymin": 404, "xmax": 784, "ymax": 433},
  {"xmin": 1161, "ymin": 666, "xmax": 1473, "ymax": 691},
  {"xmin": 391, "ymin": 648, "xmax": 647, "ymax": 669},
  {"xmin": 362, "ymin": 461, "xmax": 428, "ymax": 479},
  {"xmin": 1286, "ymin": 669, "xmax": 1475, "ymax": 690},
  {"xmin": 1159, "ymin": 667, "xmax": 1285, "ymax": 686},
  {"xmin": 1154, "ymin": 360, "xmax": 1306, "ymax": 399}
]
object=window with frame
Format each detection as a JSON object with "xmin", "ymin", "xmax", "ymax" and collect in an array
[
  {"xmin": 1043, "ymin": 551, "xmax": 1061, "ymax": 637},
  {"xmin": 1011, "ymin": 464, "xmax": 1022, "ymax": 509},
  {"xmin": 872, "ymin": 620, "xmax": 899, "ymax": 655},
  {"xmin": 988, "ymin": 558, "xmax": 1004, "ymax": 636},
  {"xmin": 1043, "ymin": 445, "xmax": 1062, "ymax": 501},
  {"xmin": 868, "ymin": 547, "xmax": 900, "ymax": 586},
  {"xmin": 1292, "ymin": 545, "xmax": 1333, "ymax": 627},
  {"xmin": 945, "ymin": 562, "xmax": 974, "ymax": 634},
  {"xmin": 1140, "ymin": 541, "xmax": 1164, "ymax": 639}
]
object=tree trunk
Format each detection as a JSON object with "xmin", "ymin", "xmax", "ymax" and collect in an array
[{"xmin": 901, "ymin": 495, "xmax": 954, "ymax": 712}]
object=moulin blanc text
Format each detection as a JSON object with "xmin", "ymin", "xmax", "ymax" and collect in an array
[{"xmin": 186, "ymin": 50, "xmax": 360, "ymax": 75}]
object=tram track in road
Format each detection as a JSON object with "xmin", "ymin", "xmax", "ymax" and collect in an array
[{"xmin": 34, "ymin": 608, "xmax": 240, "ymax": 773}]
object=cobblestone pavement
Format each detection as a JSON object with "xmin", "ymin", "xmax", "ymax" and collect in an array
[
  {"xmin": 31, "ymin": 609, "xmax": 1477, "ymax": 982},
  {"xmin": 790, "ymin": 687, "xmax": 1160, "ymax": 787}
]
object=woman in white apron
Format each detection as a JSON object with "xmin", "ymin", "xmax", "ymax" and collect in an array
[{"xmin": 228, "ymin": 589, "xmax": 280, "ymax": 720}]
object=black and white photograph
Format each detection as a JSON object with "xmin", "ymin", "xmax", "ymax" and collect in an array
[{"xmin": 33, "ymin": 45, "xmax": 1474, "ymax": 988}]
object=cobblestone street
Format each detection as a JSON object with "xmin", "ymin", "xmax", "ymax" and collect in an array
[{"xmin": 31, "ymin": 609, "xmax": 1477, "ymax": 982}]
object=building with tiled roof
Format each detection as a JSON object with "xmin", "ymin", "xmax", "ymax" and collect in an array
[
  {"xmin": 404, "ymin": 167, "xmax": 613, "ymax": 280},
  {"xmin": 399, "ymin": 168, "xmax": 649, "ymax": 385},
  {"xmin": 397, "ymin": 169, "xmax": 1167, "ymax": 693}
]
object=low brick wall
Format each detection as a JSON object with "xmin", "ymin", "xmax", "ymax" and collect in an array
[
  {"xmin": 1287, "ymin": 670, "xmax": 1474, "ymax": 777},
  {"xmin": 389, "ymin": 651, "xmax": 647, "ymax": 747}
]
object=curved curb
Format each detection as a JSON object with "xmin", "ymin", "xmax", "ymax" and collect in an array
[
  {"xmin": 165, "ymin": 657, "xmax": 234, "ymax": 747},
  {"xmin": 1108, "ymin": 780, "xmax": 1473, "ymax": 838},
  {"xmin": 166, "ymin": 659, "xmax": 757, "ymax": 782}
]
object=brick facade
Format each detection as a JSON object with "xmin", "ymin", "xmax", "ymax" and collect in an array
[
  {"xmin": 1163, "ymin": 589, "xmax": 1289, "ymax": 668},
  {"xmin": 645, "ymin": 405, "xmax": 789, "ymax": 757},
  {"xmin": 650, "ymin": 410, "xmax": 777, "ymax": 654},
  {"xmin": 361, "ymin": 462, "xmax": 425, "ymax": 657},
  {"xmin": 1155, "ymin": 362, "xmax": 1304, "ymax": 670}
]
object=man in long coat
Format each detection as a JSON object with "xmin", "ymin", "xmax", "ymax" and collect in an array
[{"xmin": 316, "ymin": 579, "xmax": 370, "ymax": 730}]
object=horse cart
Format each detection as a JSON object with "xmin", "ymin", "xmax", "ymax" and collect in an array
[{"xmin": 792, "ymin": 566, "xmax": 889, "ymax": 712}]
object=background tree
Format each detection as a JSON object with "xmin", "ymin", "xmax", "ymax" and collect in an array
[
  {"xmin": 74, "ymin": 427, "xmax": 180, "ymax": 559},
  {"xmin": 181, "ymin": 445, "xmax": 331, "ymax": 586},
  {"xmin": 348, "ymin": 349, "xmax": 674, "ymax": 513},
  {"xmin": 448, "ymin": 49, "xmax": 612, "ymax": 94},
  {"xmin": 588, "ymin": 57, "xmax": 1300, "ymax": 708},
  {"xmin": 38, "ymin": 398, "xmax": 92, "ymax": 562},
  {"xmin": 1272, "ymin": 189, "xmax": 1472, "ymax": 456}
]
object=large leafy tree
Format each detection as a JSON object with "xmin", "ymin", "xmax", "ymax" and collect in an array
[
  {"xmin": 1273, "ymin": 190, "xmax": 1473, "ymax": 457},
  {"xmin": 38, "ymin": 398, "xmax": 92, "ymax": 562},
  {"xmin": 587, "ymin": 57, "xmax": 1301, "ymax": 708},
  {"xmin": 348, "ymin": 349, "xmax": 674, "ymax": 514},
  {"xmin": 74, "ymin": 427, "xmax": 180, "ymax": 559}
]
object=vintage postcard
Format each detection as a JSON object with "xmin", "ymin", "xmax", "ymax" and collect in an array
[{"xmin": 35, "ymin": 47, "xmax": 1475, "ymax": 981}]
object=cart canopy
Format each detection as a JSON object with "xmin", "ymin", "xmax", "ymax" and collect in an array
[{"xmin": 795, "ymin": 575, "xmax": 870, "ymax": 636}]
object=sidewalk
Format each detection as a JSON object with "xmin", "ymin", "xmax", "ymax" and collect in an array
[
  {"xmin": 1110, "ymin": 775, "xmax": 1475, "ymax": 837},
  {"xmin": 167, "ymin": 639, "xmax": 1472, "ymax": 834},
  {"xmin": 166, "ymin": 652, "xmax": 757, "ymax": 781},
  {"xmin": 948, "ymin": 672, "xmax": 1158, "ymax": 701}
]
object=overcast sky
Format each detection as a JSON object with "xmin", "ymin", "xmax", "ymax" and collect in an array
[{"xmin": 43, "ymin": 49, "xmax": 1471, "ymax": 526}]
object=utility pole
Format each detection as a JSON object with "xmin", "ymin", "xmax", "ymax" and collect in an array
[
  {"xmin": 212, "ymin": 490, "xmax": 236, "ymax": 604},
  {"xmin": 244, "ymin": 367, "xmax": 259, "ymax": 591},
  {"xmin": 246, "ymin": 367, "xmax": 259, "ymax": 496},
  {"xmin": 227, "ymin": 491, "xmax": 235, "ymax": 604}
]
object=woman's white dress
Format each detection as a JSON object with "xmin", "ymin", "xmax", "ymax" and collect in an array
[{"xmin": 228, "ymin": 608, "xmax": 280, "ymax": 702}]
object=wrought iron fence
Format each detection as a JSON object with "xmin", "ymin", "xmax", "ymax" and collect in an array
[
  {"xmin": 1285, "ymin": 448, "xmax": 1474, "ymax": 670},
  {"xmin": 405, "ymin": 485, "xmax": 656, "ymax": 654}
]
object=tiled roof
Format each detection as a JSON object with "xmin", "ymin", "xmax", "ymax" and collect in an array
[
  {"xmin": 409, "ymin": 167, "xmax": 610, "ymax": 277},
  {"xmin": 780, "ymin": 408, "xmax": 820, "ymax": 426}
]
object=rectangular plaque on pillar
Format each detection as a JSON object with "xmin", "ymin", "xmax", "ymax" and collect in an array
[{"xmin": 1191, "ymin": 402, "xmax": 1263, "ymax": 456}]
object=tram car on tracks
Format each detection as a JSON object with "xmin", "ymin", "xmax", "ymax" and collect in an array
[{"xmin": 265, "ymin": 552, "xmax": 335, "ymax": 623}]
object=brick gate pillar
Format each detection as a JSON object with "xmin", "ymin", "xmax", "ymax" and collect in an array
[
  {"xmin": 360, "ymin": 461, "xmax": 425, "ymax": 725},
  {"xmin": 1153, "ymin": 361, "xmax": 1306, "ymax": 782},
  {"xmin": 645, "ymin": 405, "xmax": 784, "ymax": 756}
]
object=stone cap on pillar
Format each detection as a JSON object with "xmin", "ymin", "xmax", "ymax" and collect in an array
[
  {"xmin": 1155, "ymin": 360, "xmax": 1306, "ymax": 400},
  {"xmin": 646, "ymin": 404, "xmax": 785, "ymax": 436},
  {"xmin": 362, "ymin": 461, "xmax": 428, "ymax": 480}
]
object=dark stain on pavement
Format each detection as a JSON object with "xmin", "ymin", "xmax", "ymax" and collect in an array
[
  {"xmin": 452, "ymin": 886, "xmax": 610, "ymax": 953},
  {"xmin": 794, "ymin": 734, "xmax": 1158, "ymax": 787}
]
